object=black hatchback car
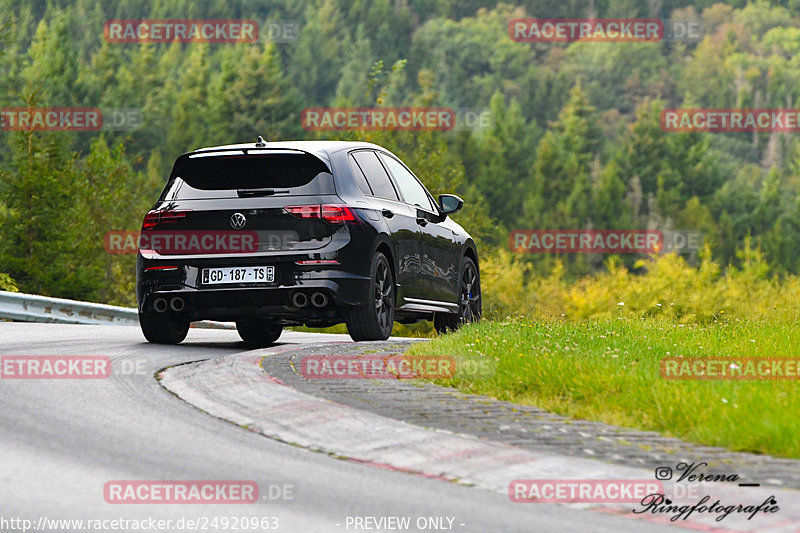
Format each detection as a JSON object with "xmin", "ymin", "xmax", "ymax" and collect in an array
[{"xmin": 136, "ymin": 139, "xmax": 480, "ymax": 345}]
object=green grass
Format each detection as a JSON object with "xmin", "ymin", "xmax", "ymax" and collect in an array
[{"xmin": 406, "ymin": 317, "xmax": 800, "ymax": 458}]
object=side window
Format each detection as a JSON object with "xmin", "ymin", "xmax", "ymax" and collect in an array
[
  {"xmin": 351, "ymin": 151, "xmax": 399, "ymax": 201},
  {"xmin": 378, "ymin": 154, "xmax": 436, "ymax": 212},
  {"xmin": 348, "ymin": 155, "xmax": 373, "ymax": 196}
]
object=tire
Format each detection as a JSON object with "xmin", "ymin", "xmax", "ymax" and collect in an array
[
  {"xmin": 346, "ymin": 252, "xmax": 394, "ymax": 341},
  {"xmin": 139, "ymin": 312, "xmax": 189, "ymax": 344},
  {"xmin": 434, "ymin": 256, "xmax": 481, "ymax": 334},
  {"xmin": 236, "ymin": 321, "xmax": 283, "ymax": 347}
]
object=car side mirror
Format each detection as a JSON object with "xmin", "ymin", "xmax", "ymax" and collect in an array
[{"xmin": 438, "ymin": 194, "xmax": 463, "ymax": 215}]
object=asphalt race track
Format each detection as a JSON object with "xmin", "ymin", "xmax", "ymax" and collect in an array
[{"xmin": 0, "ymin": 323, "xmax": 679, "ymax": 533}]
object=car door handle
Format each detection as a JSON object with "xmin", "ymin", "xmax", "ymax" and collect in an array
[
  {"xmin": 381, "ymin": 209, "xmax": 394, "ymax": 218},
  {"xmin": 416, "ymin": 217, "xmax": 428, "ymax": 227}
]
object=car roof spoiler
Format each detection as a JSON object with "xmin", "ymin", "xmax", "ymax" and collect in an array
[{"xmin": 180, "ymin": 146, "xmax": 332, "ymax": 173}]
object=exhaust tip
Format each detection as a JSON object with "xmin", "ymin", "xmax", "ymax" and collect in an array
[
  {"xmin": 170, "ymin": 297, "xmax": 185, "ymax": 313},
  {"xmin": 153, "ymin": 297, "xmax": 168, "ymax": 313},
  {"xmin": 292, "ymin": 292, "xmax": 309, "ymax": 308},
  {"xmin": 311, "ymin": 292, "xmax": 328, "ymax": 308}
]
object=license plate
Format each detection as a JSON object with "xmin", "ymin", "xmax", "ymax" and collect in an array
[{"xmin": 201, "ymin": 266, "xmax": 274, "ymax": 285}]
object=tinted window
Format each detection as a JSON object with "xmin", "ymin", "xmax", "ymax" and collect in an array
[
  {"xmin": 351, "ymin": 151, "xmax": 399, "ymax": 201},
  {"xmin": 162, "ymin": 153, "xmax": 333, "ymax": 200},
  {"xmin": 378, "ymin": 154, "xmax": 436, "ymax": 211},
  {"xmin": 348, "ymin": 155, "xmax": 374, "ymax": 196}
]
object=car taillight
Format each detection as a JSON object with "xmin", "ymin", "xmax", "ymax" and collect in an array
[
  {"xmin": 284, "ymin": 204, "xmax": 361, "ymax": 225},
  {"xmin": 141, "ymin": 210, "xmax": 189, "ymax": 230},
  {"xmin": 142, "ymin": 212, "xmax": 160, "ymax": 230},
  {"xmin": 284, "ymin": 205, "xmax": 321, "ymax": 219},
  {"xmin": 321, "ymin": 205, "xmax": 360, "ymax": 224}
]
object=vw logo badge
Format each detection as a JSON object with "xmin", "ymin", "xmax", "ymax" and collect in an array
[{"xmin": 230, "ymin": 212, "xmax": 247, "ymax": 229}]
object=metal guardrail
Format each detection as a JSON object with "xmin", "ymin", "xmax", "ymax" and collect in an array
[
  {"xmin": 0, "ymin": 290, "xmax": 139, "ymax": 326},
  {"xmin": 0, "ymin": 291, "xmax": 234, "ymax": 329}
]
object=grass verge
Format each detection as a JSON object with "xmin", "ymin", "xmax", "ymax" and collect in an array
[{"xmin": 406, "ymin": 317, "xmax": 800, "ymax": 458}]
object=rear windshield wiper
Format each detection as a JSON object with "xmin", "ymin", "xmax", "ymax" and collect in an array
[{"xmin": 236, "ymin": 188, "xmax": 290, "ymax": 197}]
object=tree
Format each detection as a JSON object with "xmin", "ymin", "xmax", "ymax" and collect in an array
[
  {"xmin": 288, "ymin": 0, "xmax": 347, "ymax": 105},
  {"xmin": 332, "ymin": 27, "xmax": 374, "ymax": 106},
  {"xmin": 464, "ymin": 92, "xmax": 539, "ymax": 227},
  {"xmin": 524, "ymin": 81, "xmax": 602, "ymax": 228},
  {"xmin": 208, "ymin": 42, "xmax": 303, "ymax": 143},
  {"xmin": 0, "ymin": 128, "xmax": 90, "ymax": 298},
  {"xmin": 167, "ymin": 44, "xmax": 212, "ymax": 155},
  {"xmin": 614, "ymin": 99, "xmax": 719, "ymax": 224},
  {"xmin": 22, "ymin": 14, "xmax": 82, "ymax": 107}
]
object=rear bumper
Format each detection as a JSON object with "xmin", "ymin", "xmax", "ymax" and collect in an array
[
  {"xmin": 136, "ymin": 254, "xmax": 370, "ymax": 324},
  {"xmin": 143, "ymin": 282, "xmax": 364, "ymax": 324}
]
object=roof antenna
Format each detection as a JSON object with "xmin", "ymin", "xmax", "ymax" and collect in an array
[{"xmin": 255, "ymin": 136, "xmax": 267, "ymax": 147}]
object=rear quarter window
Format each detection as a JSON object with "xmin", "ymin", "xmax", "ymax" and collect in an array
[
  {"xmin": 378, "ymin": 153, "xmax": 437, "ymax": 212},
  {"xmin": 348, "ymin": 155, "xmax": 374, "ymax": 196},
  {"xmin": 350, "ymin": 150, "xmax": 399, "ymax": 201}
]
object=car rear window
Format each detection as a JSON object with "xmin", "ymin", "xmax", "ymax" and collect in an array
[{"xmin": 161, "ymin": 152, "xmax": 334, "ymax": 200}]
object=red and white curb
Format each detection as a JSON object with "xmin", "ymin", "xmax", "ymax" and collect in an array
[{"xmin": 158, "ymin": 344, "xmax": 800, "ymax": 532}]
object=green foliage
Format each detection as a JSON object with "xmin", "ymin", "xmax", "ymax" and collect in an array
[
  {"xmin": 0, "ymin": 128, "xmax": 152, "ymax": 304},
  {"xmin": 288, "ymin": 0, "xmax": 347, "ymax": 105},
  {"xmin": 0, "ymin": 273, "xmax": 19, "ymax": 291},
  {"xmin": 0, "ymin": 0, "xmax": 799, "ymax": 315},
  {"xmin": 0, "ymin": 128, "xmax": 90, "ymax": 298},
  {"xmin": 525, "ymin": 81, "xmax": 602, "ymax": 229},
  {"xmin": 480, "ymin": 239, "xmax": 800, "ymax": 326},
  {"xmin": 408, "ymin": 317, "xmax": 800, "ymax": 457}
]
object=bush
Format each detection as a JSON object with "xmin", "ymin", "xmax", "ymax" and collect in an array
[
  {"xmin": 0, "ymin": 273, "xmax": 18, "ymax": 292},
  {"xmin": 478, "ymin": 239, "xmax": 800, "ymax": 324}
]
